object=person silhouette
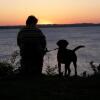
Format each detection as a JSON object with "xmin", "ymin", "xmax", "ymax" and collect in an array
[{"xmin": 17, "ymin": 15, "xmax": 47, "ymax": 76}]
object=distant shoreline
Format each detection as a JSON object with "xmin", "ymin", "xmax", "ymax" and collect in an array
[{"xmin": 0, "ymin": 23, "xmax": 100, "ymax": 29}]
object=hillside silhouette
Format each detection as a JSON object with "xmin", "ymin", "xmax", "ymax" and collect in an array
[{"xmin": 0, "ymin": 23, "xmax": 100, "ymax": 29}]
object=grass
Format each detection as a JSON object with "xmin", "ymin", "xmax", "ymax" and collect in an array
[{"xmin": 0, "ymin": 74, "xmax": 100, "ymax": 100}]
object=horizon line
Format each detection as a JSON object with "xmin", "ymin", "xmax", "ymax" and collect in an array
[{"xmin": 0, "ymin": 23, "xmax": 100, "ymax": 27}]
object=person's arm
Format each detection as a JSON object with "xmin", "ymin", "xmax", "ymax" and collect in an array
[
  {"xmin": 17, "ymin": 30, "xmax": 22, "ymax": 48},
  {"xmin": 39, "ymin": 30, "xmax": 47, "ymax": 54},
  {"xmin": 42, "ymin": 35, "xmax": 46, "ymax": 50},
  {"xmin": 42, "ymin": 35, "xmax": 48, "ymax": 55}
]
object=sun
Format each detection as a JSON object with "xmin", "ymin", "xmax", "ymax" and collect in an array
[{"xmin": 38, "ymin": 19, "xmax": 53, "ymax": 24}]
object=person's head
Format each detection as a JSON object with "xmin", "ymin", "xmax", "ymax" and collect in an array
[{"xmin": 26, "ymin": 15, "xmax": 38, "ymax": 26}]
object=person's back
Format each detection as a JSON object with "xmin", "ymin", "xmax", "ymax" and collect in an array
[
  {"xmin": 17, "ymin": 15, "xmax": 46, "ymax": 76},
  {"xmin": 18, "ymin": 27, "xmax": 46, "ymax": 56}
]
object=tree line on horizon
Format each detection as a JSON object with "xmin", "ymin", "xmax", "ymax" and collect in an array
[{"xmin": 0, "ymin": 23, "xmax": 100, "ymax": 29}]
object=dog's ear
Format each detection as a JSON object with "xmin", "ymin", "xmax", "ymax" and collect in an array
[{"xmin": 56, "ymin": 40, "xmax": 69, "ymax": 47}]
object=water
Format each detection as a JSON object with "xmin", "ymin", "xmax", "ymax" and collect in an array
[{"xmin": 0, "ymin": 26, "xmax": 100, "ymax": 75}]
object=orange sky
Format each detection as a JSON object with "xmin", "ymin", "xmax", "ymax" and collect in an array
[{"xmin": 0, "ymin": 0, "xmax": 100, "ymax": 25}]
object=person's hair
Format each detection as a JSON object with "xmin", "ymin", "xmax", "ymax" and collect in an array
[{"xmin": 26, "ymin": 15, "xmax": 38, "ymax": 26}]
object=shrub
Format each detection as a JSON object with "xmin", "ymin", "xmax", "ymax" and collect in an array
[
  {"xmin": 0, "ymin": 50, "xmax": 20, "ymax": 77},
  {"xmin": 46, "ymin": 65, "xmax": 57, "ymax": 75},
  {"xmin": 0, "ymin": 61, "xmax": 13, "ymax": 77}
]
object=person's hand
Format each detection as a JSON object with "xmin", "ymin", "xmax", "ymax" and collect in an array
[{"xmin": 43, "ymin": 48, "xmax": 48, "ymax": 55}]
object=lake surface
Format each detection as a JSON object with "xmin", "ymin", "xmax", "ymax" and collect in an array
[{"xmin": 0, "ymin": 26, "xmax": 100, "ymax": 75}]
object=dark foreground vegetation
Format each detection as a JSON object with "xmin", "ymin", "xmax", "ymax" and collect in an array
[
  {"xmin": 0, "ymin": 73, "xmax": 100, "ymax": 100},
  {"xmin": 0, "ymin": 52, "xmax": 100, "ymax": 100}
]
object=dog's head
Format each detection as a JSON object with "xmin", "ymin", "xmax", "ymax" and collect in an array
[{"xmin": 56, "ymin": 40, "xmax": 69, "ymax": 48}]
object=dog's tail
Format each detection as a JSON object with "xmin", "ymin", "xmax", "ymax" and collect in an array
[{"xmin": 73, "ymin": 45, "xmax": 85, "ymax": 52}]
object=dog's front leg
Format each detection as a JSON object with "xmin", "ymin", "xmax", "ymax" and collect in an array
[
  {"xmin": 58, "ymin": 62, "xmax": 61, "ymax": 76},
  {"xmin": 65, "ymin": 63, "xmax": 71, "ymax": 76}
]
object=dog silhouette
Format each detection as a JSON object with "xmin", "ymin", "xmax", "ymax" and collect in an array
[{"xmin": 56, "ymin": 40, "xmax": 85, "ymax": 76}]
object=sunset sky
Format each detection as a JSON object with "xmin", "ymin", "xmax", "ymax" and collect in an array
[{"xmin": 0, "ymin": 0, "xmax": 100, "ymax": 25}]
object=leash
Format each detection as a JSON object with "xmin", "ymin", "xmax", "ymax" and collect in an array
[{"xmin": 46, "ymin": 48, "xmax": 58, "ymax": 52}]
